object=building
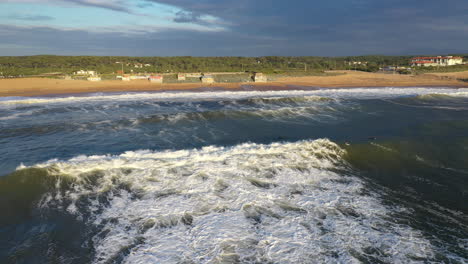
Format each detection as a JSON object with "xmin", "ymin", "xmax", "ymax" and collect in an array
[
  {"xmin": 411, "ymin": 56, "xmax": 463, "ymax": 67},
  {"xmin": 149, "ymin": 75, "xmax": 163, "ymax": 83},
  {"xmin": 130, "ymin": 75, "xmax": 148, "ymax": 80},
  {"xmin": 347, "ymin": 61, "xmax": 368, "ymax": 65},
  {"xmin": 186, "ymin": 73, "xmax": 202, "ymax": 78},
  {"xmin": 87, "ymin": 76, "xmax": 101, "ymax": 82},
  {"xmin": 133, "ymin": 63, "xmax": 152, "ymax": 68},
  {"xmin": 177, "ymin": 73, "xmax": 186, "ymax": 81},
  {"xmin": 201, "ymin": 75, "xmax": 215, "ymax": 84},
  {"xmin": 75, "ymin": 70, "xmax": 96, "ymax": 76},
  {"xmin": 253, "ymin": 72, "xmax": 267, "ymax": 83}
]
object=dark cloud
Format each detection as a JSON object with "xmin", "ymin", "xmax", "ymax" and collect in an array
[
  {"xmin": 145, "ymin": 0, "xmax": 468, "ymax": 36},
  {"xmin": 173, "ymin": 11, "xmax": 201, "ymax": 23},
  {"xmin": 1, "ymin": 22, "xmax": 467, "ymax": 57}
]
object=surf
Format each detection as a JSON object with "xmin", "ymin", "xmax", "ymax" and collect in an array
[{"xmin": 3, "ymin": 139, "xmax": 462, "ymax": 263}]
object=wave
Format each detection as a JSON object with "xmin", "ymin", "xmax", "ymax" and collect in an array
[
  {"xmin": 138, "ymin": 105, "xmax": 339, "ymax": 125},
  {"xmin": 1, "ymin": 87, "xmax": 467, "ymax": 107},
  {"xmin": 0, "ymin": 167, "xmax": 73, "ymax": 226},
  {"xmin": 0, "ymin": 105, "xmax": 339, "ymax": 139},
  {"xmin": 5, "ymin": 139, "xmax": 457, "ymax": 263},
  {"xmin": 0, "ymin": 91, "xmax": 330, "ymax": 107},
  {"xmin": 228, "ymin": 95, "xmax": 332, "ymax": 106}
]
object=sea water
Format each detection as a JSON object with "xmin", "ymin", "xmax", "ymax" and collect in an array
[{"xmin": 0, "ymin": 87, "xmax": 467, "ymax": 263}]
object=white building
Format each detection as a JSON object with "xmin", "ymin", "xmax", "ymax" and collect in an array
[
  {"xmin": 411, "ymin": 56, "xmax": 464, "ymax": 67},
  {"xmin": 75, "ymin": 70, "xmax": 96, "ymax": 76}
]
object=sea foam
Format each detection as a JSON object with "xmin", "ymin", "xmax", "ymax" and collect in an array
[{"xmin": 23, "ymin": 139, "xmax": 445, "ymax": 263}]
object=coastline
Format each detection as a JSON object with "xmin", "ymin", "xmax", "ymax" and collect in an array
[{"xmin": 1, "ymin": 71, "xmax": 467, "ymax": 97}]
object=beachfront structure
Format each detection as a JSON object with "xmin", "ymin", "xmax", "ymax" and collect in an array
[
  {"xmin": 130, "ymin": 75, "xmax": 149, "ymax": 80},
  {"xmin": 75, "ymin": 70, "xmax": 96, "ymax": 76},
  {"xmin": 87, "ymin": 76, "xmax": 101, "ymax": 82},
  {"xmin": 411, "ymin": 56, "xmax": 463, "ymax": 67},
  {"xmin": 201, "ymin": 75, "xmax": 215, "ymax": 84},
  {"xmin": 149, "ymin": 75, "xmax": 163, "ymax": 83},
  {"xmin": 177, "ymin": 73, "xmax": 186, "ymax": 81},
  {"xmin": 186, "ymin": 73, "xmax": 202, "ymax": 78},
  {"xmin": 253, "ymin": 72, "xmax": 267, "ymax": 83}
]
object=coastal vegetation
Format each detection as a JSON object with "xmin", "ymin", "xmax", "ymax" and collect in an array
[{"xmin": 1, "ymin": 54, "xmax": 466, "ymax": 78}]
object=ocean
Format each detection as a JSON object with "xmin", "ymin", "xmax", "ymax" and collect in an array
[{"xmin": 0, "ymin": 87, "xmax": 467, "ymax": 263}]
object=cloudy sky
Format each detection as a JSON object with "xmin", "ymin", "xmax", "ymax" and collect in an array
[{"xmin": 0, "ymin": 0, "xmax": 467, "ymax": 56}]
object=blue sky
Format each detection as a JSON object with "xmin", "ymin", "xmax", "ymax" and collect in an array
[{"xmin": 0, "ymin": 0, "xmax": 467, "ymax": 56}]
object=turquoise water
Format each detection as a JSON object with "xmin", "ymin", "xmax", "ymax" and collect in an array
[{"xmin": 0, "ymin": 87, "xmax": 467, "ymax": 263}]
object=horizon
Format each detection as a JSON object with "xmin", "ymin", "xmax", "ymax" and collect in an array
[
  {"xmin": 1, "ymin": 0, "xmax": 467, "ymax": 56},
  {"xmin": 1, "ymin": 53, "xmax": 467, "ymax": 58}
]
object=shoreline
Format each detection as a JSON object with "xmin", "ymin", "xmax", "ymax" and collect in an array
[{"xmin": 1, "ymin": 71, "xmax": 467, "ymax": 97}]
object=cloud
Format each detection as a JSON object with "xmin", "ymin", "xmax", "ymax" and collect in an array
[
  {"xmin": 0, "ymin": 0, "xmax": 133, "ymax": 13},
  {"xmin": 6, "ymin": 14, "xmax": 54, "ymax": 21},
  {"xmin": 1, "ymin": 22, "xmax": 467, "ymax": 57},
  {"xmin": 0, "ymin": 0, "xmax": 467, "ymax": 55},
  {"xmin": 173, "ymin": 11, "xmax": 201, "ymax": 23},
  {"xmin": 63, "ymin": 0, "xmax": 132, "ymax": 13}
]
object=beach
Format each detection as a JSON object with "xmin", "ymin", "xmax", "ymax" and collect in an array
[{"xmin": 1, "ymin": 70, "xmax": 467, "ymax": 97}]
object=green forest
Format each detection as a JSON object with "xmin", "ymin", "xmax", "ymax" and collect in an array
[{"xmin": 0, "ymin": 55, "xmax": 467, "ymax": 77}]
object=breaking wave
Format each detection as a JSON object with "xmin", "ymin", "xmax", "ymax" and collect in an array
[
  {"xmin": 1, "ymin": 87, "xmax": 467, "ymax": 107},
  {"xmin": 8, "ymin": 139, "xmax": 460, "ymax": 263}
]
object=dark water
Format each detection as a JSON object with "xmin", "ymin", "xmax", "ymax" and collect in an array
[{"xmin": 0, "ymin": 88, "xmax": 467, "ymax": 263}]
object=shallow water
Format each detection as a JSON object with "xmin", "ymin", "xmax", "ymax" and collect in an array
[{"xmin": 0, "ymin": 87, "xmax": 467, "ymax": 263}]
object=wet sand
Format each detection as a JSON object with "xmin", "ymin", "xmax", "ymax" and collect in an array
[{"xmin": 0, "ymin": 71, "xmax": 466, "ymax": 97}]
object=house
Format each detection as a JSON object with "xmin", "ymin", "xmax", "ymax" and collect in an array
[
  {"xmin": 201, "ymin": 75, "xmax": 215, "ymax": 84},
  {"xmin": 134, "ymin": 63, "xmax": 151, "ymax": 68},
  {"xmin": 177, "ymin": 73, "xmax": 186, "ymax": 81},
  {"xmin": 75, "ymin": 70, "xmax": 96, "ymax": 76},
  {"xmin": 410, "ymin": 56, "xmax": 463, "ymax": 67},
  {"xmin": 149, "ymin": 75, "xmax": 163, "ymax": 83},
  {"xmin": 253, "ymin": 72, "xmax": 267, "ymax": 83}
]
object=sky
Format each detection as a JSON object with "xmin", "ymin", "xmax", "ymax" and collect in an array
[{"xmin": 0, "ymin": 0, "xmax": 467, "ymax": 56}]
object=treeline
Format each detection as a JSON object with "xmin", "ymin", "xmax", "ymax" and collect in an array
[{"xmin": 0, "ymin": 54, "xmax": 466, "ymax": 77}]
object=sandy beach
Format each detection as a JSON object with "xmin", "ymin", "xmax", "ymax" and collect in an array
[{"xmin": 0, "ymin": 71, "xmax": 466, "ymax": 97}]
